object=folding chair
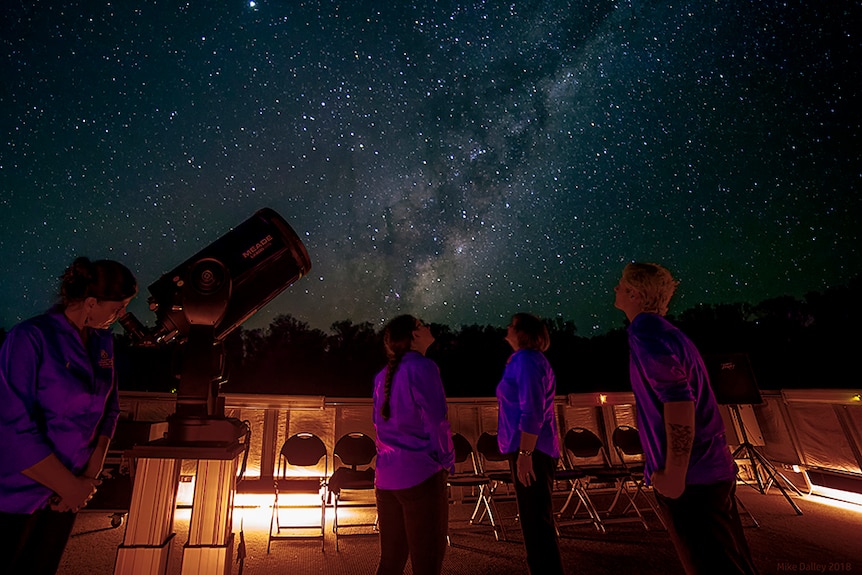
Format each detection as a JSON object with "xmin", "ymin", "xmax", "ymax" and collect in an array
[
  {"xmin": 447, "ymin": 433, "xmax": 504, "ymax": 542},
  {"xmin": 475, "ymin": 432, "xmax": 516, "ymax": 537},
  {"xmin": 268, "ymin": 432, "xmax": 328, "ymax": 552},
  {"xmin": 611, "ymin": 425, "xmax": 663, "ymax": 528},
  {"xmin": 558, "ymin": 427, "xmax": 647, "ymax": 531},
  {"xmin": 328, "ymin": 432, "xmax": 377, "ymax": 550},
  {"xmin": 554, "ymin": 458, "xmax": 603, "ymax": 532}
]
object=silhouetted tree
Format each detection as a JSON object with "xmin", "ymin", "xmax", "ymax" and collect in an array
[
  {"xmin": 324, "ymin": 320, "xmax": 383, "ymax": 396},
  {"xmin": 53, "ymin": 274, "xmax": 859, "ymax": 396},
  {"xmin": 545, "ymin": 317, "xmax": 583, "ymax": 393},
  {"xmin": 433, "ymin": 324, "xmax": 510, "ymax": 397}
]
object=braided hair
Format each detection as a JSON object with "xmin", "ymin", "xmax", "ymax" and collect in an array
[
  {"xmin": 59, "ymin": 257, "xmax": 137, "ymax": 305},
  {"xmin": 380, "ymin": 314, "xmax": 419, "ymax": 421}
]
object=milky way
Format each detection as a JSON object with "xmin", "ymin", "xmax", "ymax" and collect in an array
[{"xmin": 1, "ymin": 1, "xmax": 859, "ymax": 335}]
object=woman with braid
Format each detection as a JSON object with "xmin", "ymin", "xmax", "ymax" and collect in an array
[{"xmin": 372, "ymin": 315, "xmax": 454, "ymax": 575}]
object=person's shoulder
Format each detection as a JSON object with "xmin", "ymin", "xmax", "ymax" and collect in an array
[
  {"xmin": 629, "ymin": 314, "xmax": 681, "ymax": 346},
  {"xmin": 402, "ymin": 351, "xmax": 439, "ymax": 375},
  {"xmin": 512, "ymin": 348, "xmax": 547, "ymax": 367},
  {"xmin": 2, "ymin": 311, "xmax": 57, "ymax": 352},
  {"xmin": 374, "ymin": 364, "xmax": 388, "ymax": 380},
  {"xmin": 630, "ymin": 313, "xmax": 676, "ymax": 334},
  {"xmin": 631, "ymin": 312, "xmax": 664, "ymax": 326},
  {"xmin": 403, "ymin": 351, "xmax": 435, "ymax": 367},
  {"xmin": 8, "ymin": 309, "xmax": 58, "ymax": 335}
]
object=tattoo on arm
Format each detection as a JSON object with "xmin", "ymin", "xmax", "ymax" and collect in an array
[{"xmin": 668, "ymin": 423, "xmax": 693, "ymax": 458}]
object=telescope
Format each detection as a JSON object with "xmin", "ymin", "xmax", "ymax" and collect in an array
[{"xmin": 120, "ymin": 207, "xmax": 311, "ymax": 443}]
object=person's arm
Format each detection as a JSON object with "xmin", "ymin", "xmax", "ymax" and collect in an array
[
  {"xmin": 516, "ymin": 430, "xmax": 539, "ymax": 487},
  {"xmin": 515, "ymin": 354, "xmax": 546, "ymax": 487},
  {"xmin": 81, "ymin": 435, "xmax": 112, "ymax": 480},
  {"xmin": 85, "ymin": 334, "xmax": 119, "ymax": 480},
  {"xmin": 412, "ymin": 360, "xmax": 455, "ymax": 473},
  {"xmin": 22, "ymin": 454, "xmax": 100, "ymax": 512},
  {"xmin": 95, "ymin": 334, "xmax": 122, "ymax": 440},
  {"xmin": 650, "ymin": 400, "xmax": 695, "ymax": 499}
]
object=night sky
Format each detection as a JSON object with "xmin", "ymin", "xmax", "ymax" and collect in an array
[{"xmin": 2, "ymin": 1, "xmax": 860, "ymax": 336}]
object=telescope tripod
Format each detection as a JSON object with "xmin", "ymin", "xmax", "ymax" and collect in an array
[{"xmin": 729, "ymin": 404, "xmax": 803, "ymax": 515}]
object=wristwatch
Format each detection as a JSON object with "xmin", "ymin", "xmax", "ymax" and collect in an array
[{"xmin": 518, "ymin": 449, "xmax": 533, "ymax": 457}]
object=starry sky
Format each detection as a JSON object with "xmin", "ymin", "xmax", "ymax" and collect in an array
[{"xmin": 1, "ymin": 1, "xmax": 860, "ymax": 336}]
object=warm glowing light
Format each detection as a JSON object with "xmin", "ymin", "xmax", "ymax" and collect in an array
[
  {"xmin": 227, "ymin": 491, "xmax": 375, "ymax": 532},
  {"xmin": 232, "ymin": 489, "xmax": 358, "ymax": 508},
  {"xmin": 232, "ymin": 505, "xmax": 273, "ymax": 531},
  {"xmin": 598, "ymin": 394, "xmax": 607, "ymax": 405},
  {"xmin": 232, "ymin": 490, "xmax": 332, "ymax": 530},
  {"xmin": 177, "ymin": 476, "xmax": 195, "ymax": 507},
  {"xmin": 806, "ymin": 488, "xmax": 862, "ymax": 512},
  {"xmin": 852, "ymin": 394, "xmax": 861, "ymax": 402}
]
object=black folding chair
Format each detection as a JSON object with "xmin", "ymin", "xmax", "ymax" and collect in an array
[
  {"xmin": 328, "ymin": 432, "xmax": 377, "ymax": 550},
  {"xmin": 554, "ymin": 456, "xmax": 601, "ymax": 531},
  {"xmin": 475, "ymin": 432, "xmax": 517, "ymax": 538},
  {"xmin": 268, "ymin": 432, "xmax": 329, "ymax": 552},
  {"xmin": 447, "ymin": 433, "xmax": 504, "ymax": 542},
  {"xmin": 558, "ymin": 427, "xmax": 646, "ymax": 531},
  {"xmin": 611, "ymin": 425, "xmax": 663, "ymax": 529}
]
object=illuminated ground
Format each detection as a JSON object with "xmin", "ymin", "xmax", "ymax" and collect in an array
[{"xmin": 58, "ymin": 486, "xmax": 861, "ymax": 575}]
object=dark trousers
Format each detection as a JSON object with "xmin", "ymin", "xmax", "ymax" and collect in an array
[
  {"xmin": 508, "ymin": 451, "xmax": 564, "ymax": 575},
  {"xmin": 655, "ymin": 480, "xmax": 759, "ymax": 575},
  {"xmin": 0, "ymin": 509, "xmax": 78, "ymax": 575},
  {"xmin": 375, "ymin": 470, "xmax": 449, "ymax": 575}
]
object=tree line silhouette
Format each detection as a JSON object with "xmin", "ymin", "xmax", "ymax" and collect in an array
[{"xmin": 1, "ymin": 276, "xmax": 857, "ymax": 398}]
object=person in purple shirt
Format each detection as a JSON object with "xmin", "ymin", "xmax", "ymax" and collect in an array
[
  {"xmin": 614, "ymin": 262, "xmax": 758, "ymax": 575},
  {"xmin": 496, "ymin": 312, "xmax": 563, "ymax": 575},
  {"xmin": 0, "ymin": 257, "xmax": 137, "ymax": 575},
  {"xmin": 373, "ymin": 315, "xmax": 454, "ymax": 575}
]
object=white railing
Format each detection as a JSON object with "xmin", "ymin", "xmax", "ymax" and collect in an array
[{"xmin": 115, "ymin": 388, "xmax": 862, "ymax": 501}]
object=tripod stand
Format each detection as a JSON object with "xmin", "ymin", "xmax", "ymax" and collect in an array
[{"xmin": 729, "ymin": 404, "xmax": 804, "ymax": 515}]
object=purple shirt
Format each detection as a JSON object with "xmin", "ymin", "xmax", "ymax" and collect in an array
[
  {"xmin": 373, "ymin": 351, "xmax": 454, "ymax": 490},
  {"xmin": 496, "ymin": 349, "xmax": 560, "ymax": 458},
  {"xmin": 0, "ymin": 307, "xmax": 121, "ymax": 513},
  {"xmin": 627, "ymin": 313, "xmax": 736, "ymax": 485}
]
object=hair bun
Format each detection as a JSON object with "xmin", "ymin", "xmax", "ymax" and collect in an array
[
  {"xmin": 59, "ymin": 257, "xmax": 95, "ymax": 302},
  {"xmin": 58, "ymin": 257, "xmax": 137, "ymax": 304},
  {"xmin": 70, "ymin": 256, "xmax": 95, "ymax": 280}
]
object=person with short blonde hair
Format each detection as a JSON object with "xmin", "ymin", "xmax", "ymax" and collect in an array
[
  {"xmin": 614, "ymin": 262, "xmax": 758, "ymax": 575},
  {"xmin": 620, "ymin": 262, "xmax": 679, "ymax": 316}
]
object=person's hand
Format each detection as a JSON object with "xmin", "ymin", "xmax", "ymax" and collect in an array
[
  {"xmin": 516, "ymin": 453, "xmax": 536, "ymax": 487},
  {"xmin": 51, "ymin": 476, "xmax": 101, "ymax": 512},
  {"xmin": 650, "ymin": 468, "xmax": 685, "ymax": 499},
  {"xmin": 82, "ymin": 464, "xmax": 104, "ymax": 482}
]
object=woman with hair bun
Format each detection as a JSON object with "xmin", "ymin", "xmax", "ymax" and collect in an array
[
  {"xmin": 496, "ymin": 312, "xmax": 563, "ymax": 575},
  {"xmin": 373, "ymin": 314, "xmax": 454, "ymax": 575},
  {"xmin": 0, "ymin": 257, "xmax": 137, "ymax": 575}
]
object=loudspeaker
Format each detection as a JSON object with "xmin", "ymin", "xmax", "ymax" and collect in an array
[{"xmin": 704, "ymin": 353, "xmax": 763, "ymax": 405}]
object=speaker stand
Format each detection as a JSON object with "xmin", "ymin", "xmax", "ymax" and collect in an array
[{"xmin": 729, "ymin": 404, "xmax": 803, "ymax": 515}]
